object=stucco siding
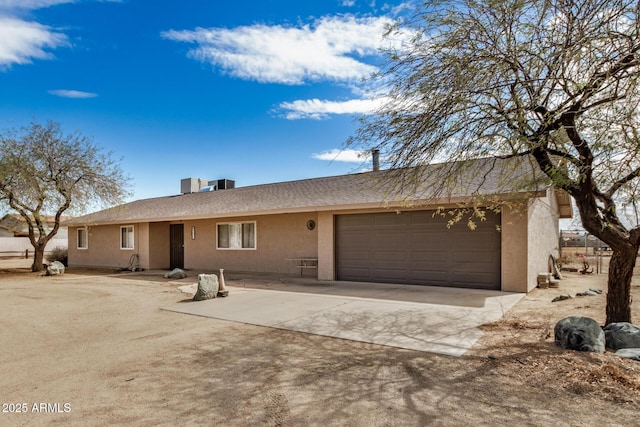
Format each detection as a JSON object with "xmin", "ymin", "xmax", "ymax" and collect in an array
[
  {"xmin": 183, "ymin": 212, "xmax": 318, "ymax": 274},
  {"xmin": 149, "ymin": 222, "xmax": 170, "ymax": 269},
  {"xmin": 137, "ymin": 222, "xmax": 150, "ymax": 270},
  {"xmin": 317, "ymin": 211, "xmax": 335, "ymax": 281},
  {"xmin": 68, "ymin": 224, "xmax": 144, "ymax": 269},
  {"xmin": 527, "ymin": 188, "xmax": 561, "ymax": 291},
  {"xmin": 501, "ymin": 205, "xmax": 529, "ymax": 292}
]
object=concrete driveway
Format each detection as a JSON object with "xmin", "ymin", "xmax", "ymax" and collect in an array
[{"xmin": 163, "ymin": 277, "xmax": 524, "ymax": 357}]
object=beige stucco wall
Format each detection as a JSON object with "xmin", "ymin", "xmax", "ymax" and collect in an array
[
  {"xmin": 501, "ymin": 205, "xmax": 529, "ymax": 292},
  {"xmin": 137, "ymin": 222, "xmax": 150, "ymax": 270},
  {"xmin": 149, "ymin": 222, "xmax": 170, "ymax": 269},
  {"xmin": 526, "ymin": 188, "xmax": 561, "ymax": 291},
  {"xmin": 317, "ymin": 211, "xmax": 335, "ymax": 281},
  {"xmin": 182, "ymin": 212, "xmax": 318, "ymax": 274},
  {"xmin": 500, "ymin": 190, "xmax": 561, "ymax": 292},
  {"xmin": 68, "ymin": 223, "xmax": 145, "ymax": 269},
  {"xmin": 68, "ymin": 214, "xmax": 317, "ymax": 274}
]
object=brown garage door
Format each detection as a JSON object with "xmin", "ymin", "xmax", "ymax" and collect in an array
[{"xmin": 335, "ymin": 210, "xmax": 501, "ymax": 290}]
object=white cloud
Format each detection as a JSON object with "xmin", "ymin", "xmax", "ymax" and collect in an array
[
  {"xmin": 279, "ymin": 96, "xmax": 388, "ymax": 119},
  {"xmin": 312, "ymin": 148, "xmax": 371, "ymax": 163},
  {"xmin": 0, "ymin": 16, "xmax": 68, "ymax": 67},
  {"xmin": 162, "ymin": 15, "xmax": 395, "ymax": 85},
  {"xmin": 48, "ymin": 89, "xmax": 98, "ymax": 98},
  {"xmin": 341, "ymin": 0, "xmax": 356, "ymax": 6},
  {"xmin": 0, "ymin": 0, "xmax": 122, "ymax": 69},
  {"xmin": 0, "ymin": 0, "xmax": 72, "ymax": 8}
]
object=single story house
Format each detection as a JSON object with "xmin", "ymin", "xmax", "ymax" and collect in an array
[{"xmin": 65, "ymin": 156, "xmax": 571, "ymax": 292}]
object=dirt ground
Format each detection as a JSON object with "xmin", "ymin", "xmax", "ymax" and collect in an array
[{"xmin": 1, "ymin": 259, "xmax": 639, "ymax": 426}]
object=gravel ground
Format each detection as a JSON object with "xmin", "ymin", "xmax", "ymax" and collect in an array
[{"xmin": 1, "ymin": 259, "xmax": 639, "ymax": 426}]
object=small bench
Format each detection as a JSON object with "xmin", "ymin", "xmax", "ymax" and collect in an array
[{"xmin": 286, "ymin": 258, "xmax": 318, "ymax": 276}]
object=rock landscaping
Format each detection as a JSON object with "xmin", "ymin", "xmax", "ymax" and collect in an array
[
  {"xmin": 554, "ymin": 316, "xmax": 605, "ymax": 352},
  {"xmin": 193, "ymin": 273, "xmax": 219, "ymax": 301},
  {"xmin": 554, "ymin": 317, "xmax": 640, "ymax": 362}
]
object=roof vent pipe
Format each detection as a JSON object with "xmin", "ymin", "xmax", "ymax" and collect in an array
[{"xmin": 372, "ymin": 149, "xmax": 380, "ymax": 172}]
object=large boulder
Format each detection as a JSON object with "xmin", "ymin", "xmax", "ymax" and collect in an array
[
  {"xmin": 46, "ymin": 261, "xmax": 65, "ymax": 276},
  {"xmin": 193, "ymin": 274, "xmax": 219, "ymax": 301},
  {"xmin": 604, "ymin": 322, "xmax": 640, "ymax": 350},
  {"xmin": 554, "ymin": 316, "xmax": 605, "ymax": 353},
  {"xmin": 163, "ymin": 268, "xmax": 187, "ymax": 279}
]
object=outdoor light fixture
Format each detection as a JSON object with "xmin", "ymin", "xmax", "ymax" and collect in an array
[{"xmin": 191, "ymin": 226, "xmax": 196, "ymax": 240}]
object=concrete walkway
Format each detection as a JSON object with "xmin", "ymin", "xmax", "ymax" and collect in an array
[{"xmin": 163, "ymin": 279, "xmax": 524, "ymax": 357}]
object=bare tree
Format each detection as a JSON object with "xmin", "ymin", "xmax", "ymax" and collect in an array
[
  {"xmin": 0, "ymin": 121, "xmax": 130, "ymax": 272},
  {"xmin": 350, "ymin": 0, "xmax": 640, "ymax": 324}
]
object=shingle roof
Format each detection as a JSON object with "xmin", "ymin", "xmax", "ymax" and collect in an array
[{"xmin": 65, "ymin": 156, "xmax": 548, "ymax": 226}]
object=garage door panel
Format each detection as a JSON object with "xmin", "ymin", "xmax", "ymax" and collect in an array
[
  {"xmin": 339, "ymin": 249, "xmax": 372, "ymax": 261},
  {"xmin": 452, "ymin": 273, "xmax": 497, "ymax": 289},
  {"xmin": 374, "ymin": 233, "xmax": 410, "ymax": 249},
  {"xmin": 409, "ymin": 211, "xmax": 445, "ymax": 225},
  {"xmin": 374, "ymin": 250, "xmax": 408, "ymax": 262},
  {"xmin": 374, "ymin": 213, "xmax": 410, "ymax": 227},
  {"xmin": 412, "ymin": 258, "xmax": 451, "ymax": 271},
  {"xmin": 452, "ymin": 257, "xmax": 498, "ymax": 271},
  {"xmin": 411, "ymin": 268, "xmax": 449, "ymax": 283},
  {"xmin": 451, "ymin": 232, "xmax": 498, "ymax": 250},
  {"xmin": 411, "ymin": 251, "xmax": 449, "ymax": 263},
  {"xmin": 339, "ymin": 267, "xmax": 373, "ymax": 280},
  {"xmin": 372, "ymin": 268, "xmax": 410, "ymax": 281},
  {"xmin": 412, "ymin": 232, "xmax": 449, "ymax": 245},
  {"xmin": 336, "ymin": 211, "xmax": 501, "ymax": 289},
  {"xmin": 453, "ymin": 251, "xmax": 497, "ymax": 263},
  {"xmin": 339, "ymin": 214, "xmax": 375, "ymax": 228},
  {"xmin": 340, "ymin": 231, "xmax": 373, "ymax": 242}
]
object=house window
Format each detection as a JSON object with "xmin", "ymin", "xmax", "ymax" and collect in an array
[
  {"xmin": 120, "ymin": 225, "xmax": 134, "ymax": 250},
  {"xmin": 217, "ymin": 221, "xmax": 256, "ymax": 250},
  {"xmin": 77, "ymin": 228, "xmax": 88, "ymax": 250}
]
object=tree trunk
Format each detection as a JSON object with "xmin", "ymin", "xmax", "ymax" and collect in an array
[
  {"xmin": 31, "ymin": 244, "xmax": 46, "ymax": 272},
  {"xmin": 606, "ymin": 246, "xmax": 637, "ymax": 325}
]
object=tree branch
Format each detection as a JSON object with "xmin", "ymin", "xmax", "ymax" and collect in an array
[{"xmin": 607, "ymin": 166, "xmax": 640, "ymax": 197}]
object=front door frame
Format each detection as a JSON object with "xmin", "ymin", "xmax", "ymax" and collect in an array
[{"xmin": 170, "ymin": 223, "xmax": 184, "ymax": 269}]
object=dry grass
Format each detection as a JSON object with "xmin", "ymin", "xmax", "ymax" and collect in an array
[{"xmin": 474, "ymin": 272, "xmax": 640, "ymax": 407}]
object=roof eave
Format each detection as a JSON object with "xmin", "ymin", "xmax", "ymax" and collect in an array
[
  {"xmin": 555, "ymin": 189, "xmax": 573, "ymax": 219},
  {"xmin": 65, "ymin": 190, "xmax": 548, "ymax": 227}
]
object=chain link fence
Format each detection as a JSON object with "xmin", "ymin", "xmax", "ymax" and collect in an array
[{"xmin": 558, "ymin": 230, "xmax": 640, "ymax": 275}]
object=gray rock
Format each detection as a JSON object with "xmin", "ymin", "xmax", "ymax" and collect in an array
[
  {"xmin": 615, "ymin": 348, "xmax": 640, "ymax": 361},
  {"xmin": 163, "ymin": 268, "xmax": 187, "ymax": 279},
  {"xmin": 576, "ymin": 290, "xmax": 598, "ymax": 297},
  {"xmin": 589, "ymin": 288, "xmax": 603, "ymax": 294},
  {"xmin": 604, "ymin": 322, "xmax": 640, "ymax": 350},
  {"xmin": 193, "ymin": 274, "xmax": 219, "ymax": 301},
  {"xmin": 552, "ymin": 294, "xmax": 573, "ymax": 302},
  {"xmin": 46, "ymin": 261, "xmax": 65, "ymax": 276},
  {"xmin": 554, "ymin": 316, "xmax": 605, "ymax": 352}
]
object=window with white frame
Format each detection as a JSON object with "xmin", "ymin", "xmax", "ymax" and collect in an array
[
  {"xmin": 77, "ymin": 227, "xmax": 88, "ymax": 249},
  {"xmin": 217, "ymin": 221, "xmax": 256, "ymax": 250},
  {"xmin": 120, "ymin": 225, "xmax": 134, "ymax": 250}
]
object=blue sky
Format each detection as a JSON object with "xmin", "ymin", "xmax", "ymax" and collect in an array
[{"xmin": 0, "ymin": 0, "xmax": 414, "ymax": 202}]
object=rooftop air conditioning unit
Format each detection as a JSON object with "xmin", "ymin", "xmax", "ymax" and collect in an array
[
  {"xmin": 181, "ymin": 178, "xmax": 207, "ymax": 194},
  {"xmin": 208, "ymin": 179, "xmax": 235, "ymax": 190}
]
